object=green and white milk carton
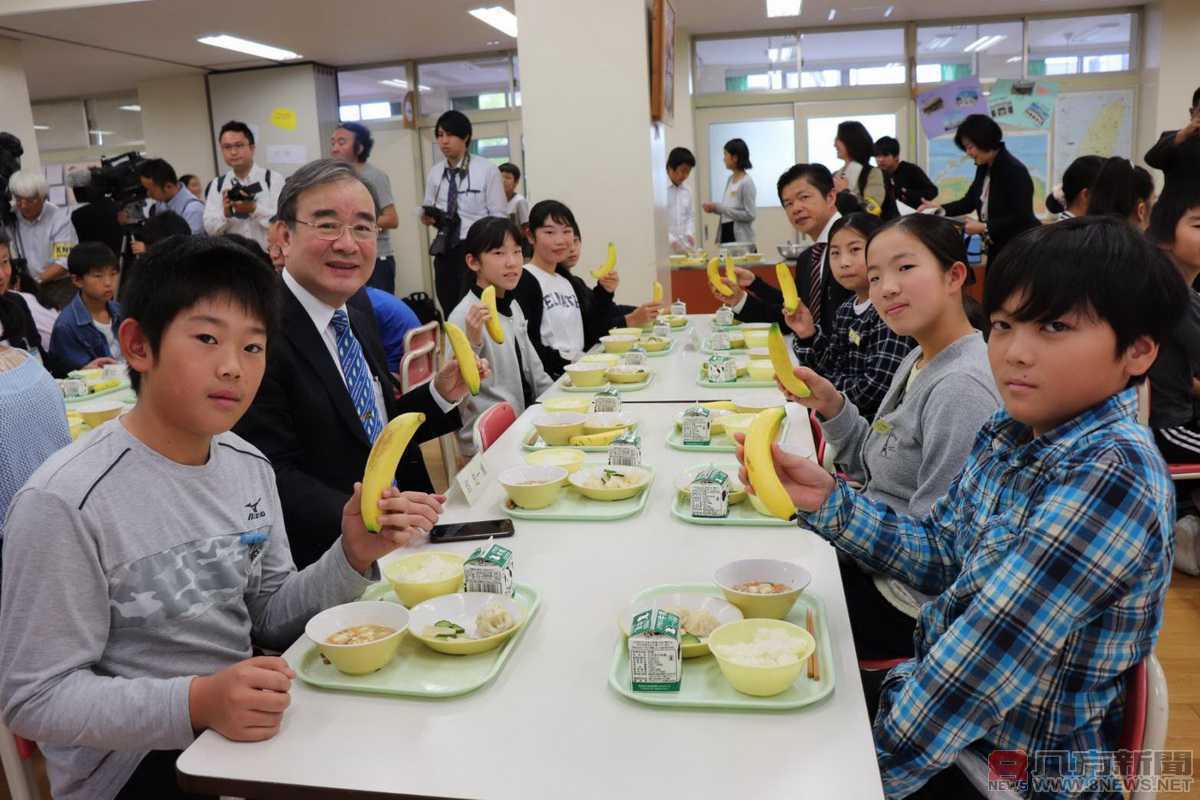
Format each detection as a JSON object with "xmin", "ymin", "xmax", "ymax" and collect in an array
[
  {"xmin": 680, "ymin": 403, "xmax": 712, "ymax": 445},
  {"xmin": 689, "ymin": 467, "xmax": 730, "ymax": 518},
  {"xmin": 608, "ymin": 429, "xmax": 642, "ymax": 467},
  {"xmin": 705, "ymin": 354, "xmax": 738, "ymax": 383},
  {"xmin": 653, "ymin": 319, "xmax": 671, "ymax": 339},
  {"xmin": 463, "ymin": 542, "xmax": 515, "ymax": 597},
  {"xmin": 622, "ymin": 345, "xmax": 647, "ymax": 366},
  {"xmin": 714, "ymin": 305, "xmax": 735, "ymax": 327},
  {"xmin": 591, "ymin": 386, "xmax": 622, "ymax": 414},
  {"xmin": 629, "ymin": 609, "xmax": 682, "ymax": 692}
]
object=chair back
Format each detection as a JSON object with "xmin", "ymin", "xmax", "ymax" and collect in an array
[
  {"xmin": 403, "ymin": 321, "xmax": 440, "ymax": 359},
  {"xmin": 473, "ymin": 402, "xmax": 518, "ymax": 453},
  {"xmin": 400, "ymin": 343, "xmax": 436, "ymax": 395}
]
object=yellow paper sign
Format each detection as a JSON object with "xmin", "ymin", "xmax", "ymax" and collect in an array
[
  {"xmin": 52, "ymin": 242, "xmax": 74, "ymax": 261},
  {"xmin": 270, "ymin": 107, "xmax": 297, "ymax": 131}
]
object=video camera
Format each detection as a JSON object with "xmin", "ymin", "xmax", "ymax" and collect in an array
[
  {"xmin": 89, "ymin": 151, "xmax": 148, "ymax": 228},
  {"xmin": 227, "ymin": 181, "xmax": 262, "ymax": 218}
]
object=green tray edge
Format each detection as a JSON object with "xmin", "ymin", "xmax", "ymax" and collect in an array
[
  {"xmin": 669, "ymin": 492, "xmax": 794, "ymax": 528},
  {"xmin": 520, "ymin": 422, "xmax": 642, "ymax": 453},
  {"xmin": 665, "ymin": 427, "xmax": 737, "ymax": 453},
  {"xmin": 294, "ymin": 582, "xmax": 542, "ymax": 698},
  {"xmin": 502, "ymin": 467, "xmax": 655, "ymax": 522},
  {"xmin": 695, "ymin": 378, "xmax": 777, "ymax": 389}
]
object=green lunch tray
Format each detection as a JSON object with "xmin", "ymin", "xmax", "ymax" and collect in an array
[
  {"xmin": 700, "ymin": 342, "xmax": 750, "ymax": 356},
  {"xmin": 64, "ymin": 382, "xmax": 135, "ymax": 405},
  {"xmin": 521, "ymin": 422, "xmax": 641, "ymax": 453},
  {"xmin": 670, "ymin": 491, "xmax": 794, "ymax": 528},
  {"xmin": 643, "ymin": 340, "xmax": 677, "ymax": 357},
  {"xmin": 608, "ymin": 583, "xmax": 834, "ymax": 710},
  {"xmin": 665, "ymin": 415, "xmax": 789, "ymax": 453},
  {"xmin": 502, "ymin": 467, "xmax": 654, "ymax": 522},
  {"xmin": 696, "ymin": 376, "xmax": 776, "ymax": 389},
  {"xmin": 557, "ymin": 373, "xmax": 655, "ymax": 393},
  {"xmin": 295, "ymin": 582, "xmax": 540, "ymax": 698}
]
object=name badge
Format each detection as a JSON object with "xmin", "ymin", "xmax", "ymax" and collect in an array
[
  {"xmin": 872, "ymin": 418, "xmax": 893, "ymax": 434},
  {"xmin": 52, "ymin": 242, "xmax": 74, "ymax": 261},
  {"xmin": 848, "ymin": 329, "xmax": 862, "ymax": 346},
  {"xmin": 456, "ymin": 452, "xmax": 489, "ymax": 507}
]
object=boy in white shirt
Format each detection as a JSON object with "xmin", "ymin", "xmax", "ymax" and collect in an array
[{"xmin": 666, "ymin": 147, "xmax": 697, "ymax": 253}]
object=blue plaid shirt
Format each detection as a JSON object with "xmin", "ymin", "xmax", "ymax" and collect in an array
[{"xmin": 801, "ymin": 388, "xmax": 1173, "ymax": 799}]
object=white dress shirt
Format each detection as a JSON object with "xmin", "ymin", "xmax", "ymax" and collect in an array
[
  {"xmin": 282, "ymin": 270, "xmax": 458, "ymax": 419},
  {"xmin": 7, "ymin": 202, "xmax": 78, "ymax": 282},
  {"xmin": 422, "ymin": 154, "xmax": 508, "ymax": 237},
  {"xmin": 732, "ymin": 211, "xmax": 840, "ymax": 314},
  {"xmin": 202, "ymin": 164, "xmax": 281, "ymax": 248},
  {"xmin": 667, "ymin": 181, "xmax": 696, "ymax": 253}
]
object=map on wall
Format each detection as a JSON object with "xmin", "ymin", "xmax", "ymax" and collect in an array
[
  {"xmin": 1051, "ymin": 90, "xmax": 1134, "ymax": 186},
  {"xmin": 927, "ymin": 130, "xmax": 1051, "ymax": 215}
]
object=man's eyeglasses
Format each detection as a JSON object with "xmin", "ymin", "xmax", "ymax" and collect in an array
[
  {"xmin": 294, "ymin": 219, "xmax": 379, "ymax": 242},
  {"xmin": 221, "ymin": 142, "xmax": 250, "ymax": 151}
]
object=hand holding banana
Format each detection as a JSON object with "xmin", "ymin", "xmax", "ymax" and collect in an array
[
  {"xmin": 343, "ymin": 482, "xmax": 447, "ymax": 572},
  {"xmin": 734, "ymin": 431, "xmax": 835, "ymax": 516},
  {"xmin": 442, "ymin": 322, "xmax": 493, "ymax": 397},
  {"xmin": 464, "ymin": 304, "xmax": 490, "ymax": 349}
]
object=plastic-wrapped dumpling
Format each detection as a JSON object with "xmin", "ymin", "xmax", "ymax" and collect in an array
[{"xmin": 475, "ymin": 603, "xmax": 516, "ymax": 638}]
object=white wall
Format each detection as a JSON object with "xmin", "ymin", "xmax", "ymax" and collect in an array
[
  {"xmin": 370, "ymin": 123, "xmax": 430, "ymax": 297},
  {"xmin": 1150, "ymin": 0, "xmax": 1200, "ymax": 152},
  {"xmin": 138, "ymin": 74, "xmax": 214, "ymax": 182},
  {"xmin": 0, "ymin": 37, "xmax": 40, "ymax": 174}
]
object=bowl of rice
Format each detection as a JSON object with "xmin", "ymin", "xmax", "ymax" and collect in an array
[
  {"xmin": 568, "ymin": 465, "xmax": 652, "ymax": 501},
  {"xmin": 714, "ymin": 558, "xmax": 811, "ymax": 619},
  {"xmin": 707, "ymin": 618, "xmax": 815, "ymax": 696},
  {"xmin": 383, "ymin": 552, "xmax": 466, "ymax": 608}
]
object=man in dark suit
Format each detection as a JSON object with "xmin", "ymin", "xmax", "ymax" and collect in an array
[
  {"xmin": 235, "ymin": 159, "xmax": 486, "ymax": 568},
  {"xmin": 1145, "ymin": 85, "xmax": 1200, "ymax": 187},
  {"xmin": 712, "ymin": 163, "xmax": 850, "ymax": 336},
  {"xmin": 874, "ymin": 136, "xmax": 938, "ymax": 220}
]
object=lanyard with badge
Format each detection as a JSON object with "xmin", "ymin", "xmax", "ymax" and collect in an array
[{"xmin": 430, "ymin": 154, "xmax": 476, "ymax": 256}]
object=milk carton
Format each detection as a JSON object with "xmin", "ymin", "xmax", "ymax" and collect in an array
[
  {"xmin": 608, "ymin": 429, "xmax": 642, "ymax": 467},
  {"xmin": 629, "ymin": 609, "xmax": 682, "ymax": 692},
  {"xmin": 680, "ymin": 404, "xmax": 712, "ymax": 445},
  {"xmin": 463, "ymin": 543, "xmax": 515, "ymax": 597},
  {"xmin": 708, "ymin": 331, "xmax": 731, "ymax": 351},
  {"xmin": 689, "ymin": 467, "xmax": 730, "ymax": 518},
  {"xmin": 591, "ymin": 387, "xmax": 622, "ymax": 414},
  {"xmin": 622, "ymin": 345, "xmax": 647, "ymax": 366},
  {"xmin": 670, "ymin": 300, "xmax": 687, "ymax": 316},
  {"xmin": 714, "ymin": 306, "xmax": 735, "ymax": 327},
  {"xmin": 653, "ymin": 319, "xmax": 671, "ymax": 339},
  {"xmin": 705, "ymin": 354, "xmax": 738, "ymax": 383}
]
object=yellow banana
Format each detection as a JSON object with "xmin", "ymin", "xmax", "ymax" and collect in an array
[
  {"xmin": 443, "ymin": 321, "xmax": 480, "ymax": 395},
  {"xmin": 652, "ymin": 280, "xmax": 664, "ymax": 304},
  {"xmin": 744, "ymin": 407, "xmax": 795, "ymax": 521},
  {"xmin": 767, "ymin": 325, "xmax": 811, "ymax": 398},
  {"xmin": 361, "ymin": 412, "xmax": 427, "ymax": 532},
  {"xmin": 707, "ymin": 257, "xmax": 733, "ymax": 297},
  {"xmin": 776, "ymin": 262, "xmax": 800, "ymax": 313},
  {"xmin": 591, "ymin": 242, "xmax": 617, "ymax": 279},
  {"xmin": 724, "ymin": 254, "xmax": 738, "ymax": 285},
  {"xmin": 480, "ymin": 285, "xmax": 504, "ymax": 344},
  {"xmin": 569, "ymin": 428, "xmax": 624, "ymax": 447},
  {"xmin": 702, "ymin": 400, "xmax": 738, "ymax": 412}
]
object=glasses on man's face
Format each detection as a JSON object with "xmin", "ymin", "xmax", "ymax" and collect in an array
[
  {"xmin": 221, "ymin": 142, "xmax": 250, "ymax": 151},
  {"xmin": 294, "ymin": 219, "xmax": 379, "ymax": 242}
]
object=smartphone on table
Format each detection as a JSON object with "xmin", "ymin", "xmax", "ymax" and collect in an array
[{"xmin": 428, "ymin": 518, "xmax": 515, "ymax": 544}]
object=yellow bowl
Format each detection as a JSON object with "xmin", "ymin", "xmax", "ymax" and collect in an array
[
  {"xmin": 747, "ymin": 360, "xmax": 775, "ymax": 381},
  {"xmin": 76, "ymin": 400, "xmax": 124, "ymax": 428},
  {"xmin": 543, "ymin": 396, "xmax": 592, "ymax": 414},
  {"xmin": 524, "ymin": 447, "xmax": 586, "ymax": 480},
  {"xmin": 564, "ymin": 363, "xmax": 608, "ymax": 388},
  {"xmin": 713, "ymin": 559, "xmax": 812, "ymax": 619},
  {"xmin": 600, "ymin": 335, "xmax": 639, "ymax": 354},
  {"xmin": 569, "ymin": 465, "xmax": 652, "ymax": 501},
  {"xmin": 718, "ymin": 413, "xmax": 757, "ymax": 442},
  {"xmin": 383, "ymin": 552, "xmax": 466, "ymax": 608},
  {"xmin": 674, "ymin": 465, "xmax": 747, "ymax": 505},
  {"xmin": 583, "ymin": 412, "xmax": 636, "ymax": 434},
  {"xmin": 640, "ymin": 336, "xmax": 671, "ymax": 352},
  {"xmin": 728, "ymin": 331, "xmax": 746, "ymax": 348},
  {"xmin": 733, "ymin": 391, "xmax": 786, "ymax": 415},
  {"xmin": 609, "ymin": 327, "xmax": 642, "ymax": 337},
  {"xmin": 499, "ymin": 464, "xmax": 567, "ymax": 509},
  {"xmin": 743, "ymin": 330, "xmax": 769, "ymax": 349},
  {"xmin": 408, "ymin": 592, "xmax": 526, "ymax": 656},
  {"xmin": 532, "ymin": 412, "xmax": 588, "ymax": 445},
  {"xmin": 707, "ymin": 618, "xmax": 815, "ymax": 696},
  {"xmin": 667, "ymin": 315, "xmax": 688, "ymax": 328},
  {"xmin": 579, "ymin": 352, "xmax": 621, "ymax": 367},
  {"xmin": 606, "ymin": 366, "xmax": 649, "ymax": 384},
  {"xmin": 305, "ymin": 601, "xmax": 410, "ymax": 675}
]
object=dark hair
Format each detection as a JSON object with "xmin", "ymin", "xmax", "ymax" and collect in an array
[
  {"xmin": 136, "ymin": 158, "xmax": 178, "ymax": 187},
  {"xmin": 836, "ymin": 121, "xmax": 875, "ymax": 169},
  {"xmin": 219, "ymin": 120, "xmax": 255, "ymax": 146},
  {"xmin": 1148, "ymin": 181, "xmax": 1200, "ymax": 246},
  {"xmin": 0, "ymin": 235, "xmax": 38, "ymax": 296},
  {"xmin": 121, "ymin": 235, "xmax": 280, "ymax": 392},
  {"xmin": 985, "ymin": 216, "xmax": 1187, "ymax": 364},
  {"xmin": 336, "ymin": 122, "xmax": 374, "ymax": 162},
  {"xmin": 1193, "ymin": 86, "xmax": 1200, "ymax": 109},
  {"xmin": 776, "ymin": 163, "xmax": 834, "ymax": 201},
  {"xmin": 1133, "ymin": 166, "xmax": 1154, "ymax": 204},
  {"xmin": 1085, "ymin": 157, "xmax": 1138, "ymax": 219},
  {"xmin": 221, "ymin": 233, "xmax": 273, "ymax": 268},
  {"xmin": 435, "ymin": 110, "xmax": 473, "ymax": 144},
  {"xmin": 868, "ymin": 214, "xmax": 968, "ymax": 272},
  {"xmin": 829, "ymin": 212, "xmax": 883, "ymax": 245},
  {"xmin": 498, "ymin": 162, "xmax": 521, "ymax": 182},
  {"xmin": 873, "ymin": 136, "xmax": 900, "ymax": 158},
  {"xmin": 140, "ymin": 210, "xmax": 191, "ymax": 246},
  {"xmin": 1052, "ymin": 155, "xmax": 1105, "ymax": 213},
  {"xmin": 464, "ymin": 216, "xmax": 523, "ymax": 260},
  {"xmin": 954, "ymin": 114, "xmax": 1003, "ymax": 153},
  {"xmin": 529, "ymin": 199, "xmax": 578, "ymax": 234},
  {"xmin": 67, "ymin": 242, "xmax": 118, "ymax": 277},
  {"xmin": 179, "ymin": 173, "xmax": 198, "ymax": 188},
  {"xmin": 668, "ymin": 147, "xmax": 696, "ymax": 170},
  {"xmin": 723, "ymin": 138, "xmax": 751, "ymax": 171}
]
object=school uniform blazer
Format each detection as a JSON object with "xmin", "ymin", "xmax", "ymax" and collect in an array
[
  {"xmin": 234, "ymin": 283, "xmax": 461, "ymax": 569},
  {"xmin": 883, "ymin": 161, "xmax": 939, "ymax": 217},
  {"xmin": 1144, "ymin": 129, "xmax": 1200, "ymax": 185},
  {"xmin": 941, "ymin": 142, "xmax": 1039, "ymax": 257},
  {"xmin": 736, "ymin": 243, "xmax": 853, "ymax": 333}
]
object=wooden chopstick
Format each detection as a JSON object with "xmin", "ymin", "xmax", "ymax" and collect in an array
[{"xmin": 806, "ymin": 609, "xmax": 821, "ymax": 682}]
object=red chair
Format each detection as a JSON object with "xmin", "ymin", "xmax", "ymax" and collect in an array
[
  {"xmin": 0, "ymin": 719, "xmax": 40, "ymax": 800},
  {"xmin": 403, "ymin": 320, "xmax": 439, "ymax": 358},
  {"xmin": 398, "ymin": 343, "xmax": 436, "ymax": 395},
  {"xmin": 473, "ymin": 402, "xmax": 518, "ymax": 453}
]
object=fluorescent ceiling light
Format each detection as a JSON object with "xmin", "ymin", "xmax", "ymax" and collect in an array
[
  {"xmin": 1006, "ymin": 56, "xmax": 1022, "ymax": 63},
  {"xmin": 88, "ymin": 130, "xmax": 113, "ymax": 135},
  {"xmin": 379, "ymin": 78, "xmax": 431, "ymax": 92},
  {"xmin": 884, "ymin": 5, "xmax": 894, "ymax": 17},
  {"xmin": 765, "ymin": 0, "xmax": 802, "ymax": 17},
  {"xmin": 33, "ymin": 124, "xmax": 50, "ymax": 131},
  {"xmin": 118, "ymin": 104, "xmax": 141, "ymax": 112},
  {"xmin": 924, "ymin": 36, "xmax": 953, "ymax": 51},
  {"xmin": 963, "ymin": 34, "xmax": 1005, "ymax": 53},
  {"xmin": 468, "ymin": 6, "xmax": 518, "ymax": 38},
  {"xmin": 197, "ymin": 34, "xmax": 302, "ymax": 61},
  {"xmin": 767, "ymin": 47, "xmax": 794, "ymax": 62},
  {"xmin": 827, "ymin": 8, "xmax": 836, "ymax": 21}
]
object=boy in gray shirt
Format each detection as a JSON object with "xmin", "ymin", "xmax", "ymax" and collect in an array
[{"xmin": 0, "ymin": 236, "xmax": 439, "ymax": 800}]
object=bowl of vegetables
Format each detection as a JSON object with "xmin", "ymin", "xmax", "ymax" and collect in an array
[{"xmin": 408, "ymin": 592, "xmax": 526, "ymax": 655}]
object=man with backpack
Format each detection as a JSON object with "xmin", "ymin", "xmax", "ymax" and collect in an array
[{"xmin": 203, "ymin": 120, "xmax": 283, "ymax": 248}]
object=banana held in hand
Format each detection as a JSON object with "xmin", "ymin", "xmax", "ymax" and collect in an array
[
  {"xmin": 776, "ymin": 263, "xmax": 800, "ymax": 313},
  {"xmin": 652, "ymin": 280, "xmax": 664, "ymax": 304},
  {"xmin": 591, "ymin": 242, "xmax": 618, "ymax": 279},
  {"xmin": 444, "ymin": 321, "xmax": 481, "ymax": 395},
  {"xmin": 480, "ymin": 285, "xmax": 504, "ymax": 344},
  {"xmin": 707, "ymin": 257, "xmax": 733, "ymax": 296},
  {"xmin": 723, "ymin": 254, "xmax": 738, "ymax": 285},
  {"xmin": 744, "ymin": 407, "xmax": 795, "ymax": 521},
  {"xmin": 360, "ymin": 412, "xmax": 426, "ymax": 532},
  {"xmin": 767, "ymin": 325, "xmax": 811, "ymax": 398},
  {"xmin": 702, "ymin": 400, "xmax": 738, "ymax": 412},
  {"xmin": 569, "ymin": 428, "xmax": 625, "ymax": 447}
]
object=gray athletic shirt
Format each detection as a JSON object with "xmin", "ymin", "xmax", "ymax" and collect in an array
[{"xmin": 0, "ymin": 420, "xmax": 376, "ymax": 800}]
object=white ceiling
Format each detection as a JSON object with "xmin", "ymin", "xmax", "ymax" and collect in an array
[{"xmin": 0, "ymin": 0, "xmax": 1144, "ymax": 101}]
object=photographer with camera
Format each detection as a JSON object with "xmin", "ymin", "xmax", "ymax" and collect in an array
[
  {"xmin": 4, "ymin": 170, "xmax": 79, "ymax": 310},
  {"xmin": 203, "ymin": 120, "xmax": 281, "ymax": 248},
  {"xmin": 136, "ymin": 158, "xmax": 204, "ymax": 235},
  {"xmin": 65, "ymin": 169, "xmax": 124, "ymax": 256}
]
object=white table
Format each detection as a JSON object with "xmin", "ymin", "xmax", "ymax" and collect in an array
[{"xmin": 177, "ymin": 402, "xmax": 884, "ymax": 799}]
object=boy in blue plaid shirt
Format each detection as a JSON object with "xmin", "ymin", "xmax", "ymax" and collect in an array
[{"xmin": 739, "ymin": 217, "xmax": 1186, "ymax": 798}]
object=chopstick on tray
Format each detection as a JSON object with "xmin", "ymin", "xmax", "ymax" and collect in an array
[{"xmin": 806, "ymin": 609, "xmax": 820, "ymax": 682}]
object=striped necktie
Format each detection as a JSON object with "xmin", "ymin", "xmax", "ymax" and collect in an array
[
  {"xmin": 330, "ymin": 309, "xmax": 383, "ymax": 443},
  {"xmin": 808, "ymin": 243, "xmax": 827, "ymax": 328}
]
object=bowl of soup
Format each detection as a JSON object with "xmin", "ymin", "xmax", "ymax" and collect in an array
[
  {"xmin": 532, "ymin": 412, "xmax": 588, "ymax": 445},
  {"xmin": 305, "ymin": 601, "xmax": 410, "ymax": 675},
  {"xmin": 713, "ymin": 559, "xmax": 811, "ymax": 619},
  {"xmin": 499, "ymin": 464, "xmax": 568, "ymax": 509},
  {"xmin": 563, "ymin": 363, "xmax": 608, "ymax": 388}
]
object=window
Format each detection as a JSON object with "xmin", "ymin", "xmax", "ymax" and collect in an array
[
  {"xmin": 805, "ymin": 114, "xmax": 898, "ymax": 175},
  {"xmin": 798, "ymin": 28, "xmax": 906, "ymax": 87},
  {"xmin": 707, "ymin": 118, "xmax": 795, "ymax": 208},
  {"xmin": 33, "ymin": 94, "xmax": 144, "ymax": 153},
  {"xmin": 416, "ymin": 56, "xmax": 517, "ymax": 116},
  {"xmin": 337, "ymin": 65, "xmax": 415, "ymax": 122},
  {"xmin": 916, "ymin": 22, "xmax": 1023, "ymax": 83},
  {"xmin": 1028, "ymin": 13, "xmax": 1133, "ymax": 75},
  {"xmin": 694, "ymin": 36, "xmax": 799, "ymax": 94}
]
